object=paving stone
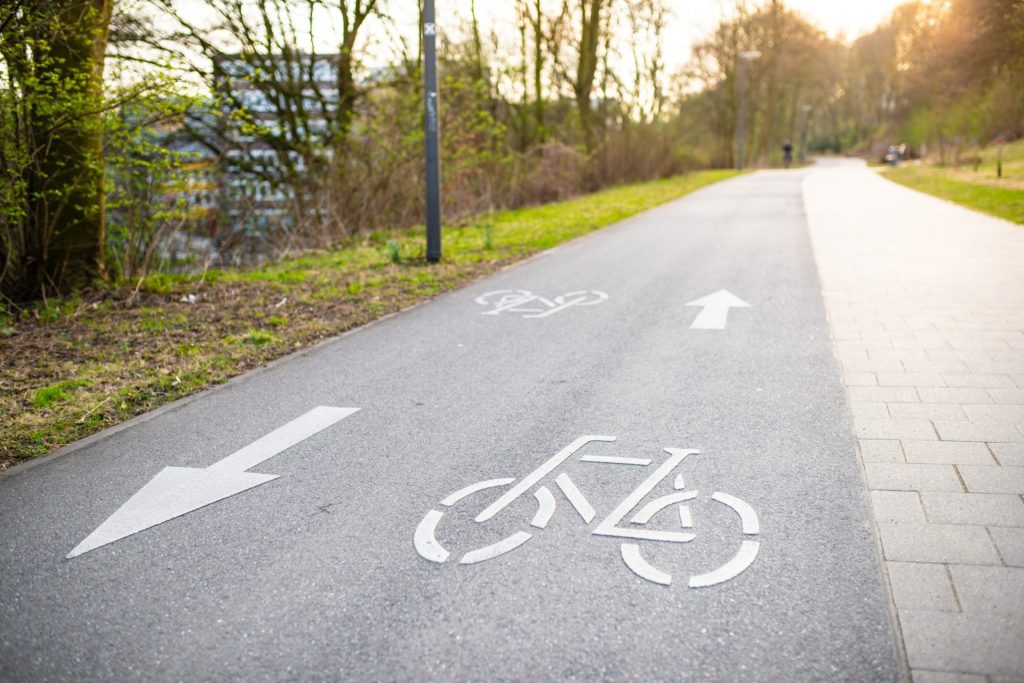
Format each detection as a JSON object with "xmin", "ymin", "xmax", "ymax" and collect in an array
[
  {"xmin": 878, "ymin": 523, "xmax": 999, "ymax": 564},
  {"xmin": 934, "ymin": 421, "xmax": 1022, "ymax": 443},
  {"xmin": 958, "ymin": 466, "xmax": 1024, "ymax": 495},
  {"xmin": 917, "ymin": 387, "xmax": 992, "ymax": 405},
  {"xmin": 966, "ymin": 361, "xmax": 1024, "ymax": 376},
  {"xmin": 903, "ymin": 359, "xmax": 971, "ymax": 374},
  {"xmin": 872, "ymin": 348, "xmax": 930, "ymax": 361},
  {"xmin": 843, "ymin": 372, "xmax": 878, "ymax": 386},
  {"xmin": 887, "ymin": 561, "xmax": 957, "ymax": 611},
  {"xmin": 860, "ymin": 439, "xmax": 905, "ymax": 463},
  {"xmin": 879, "ymin": 372, "xmax": 947, "ymax": 387},
  {"xmin": 849, "ymin": 386, "xmax": 920, "ymax": 403},
  {"xmin": 962, "ymin": 405, "xmax": 1024, "ymax": 423},
  {"xmin": 872, "ymin": 491, "xmax": 926, "ymax": 523},
  {"xmin": 928, "ymin": 349, "xmax": 991, "ymax": 362},
  {"xmin": 844, "ymin": 358, "xmax": 907, "ymax": 373},
  {"xmin": 911, "ymin": 669, "xmax": 988, "ymax": 683},
  {"xmin": 902, "ymin": 441, "xmax": 995, "ymax": 465},
  {"xmin": 921, "ymin": 492, "xmax": 1024, "ymax": 527},
  {"xmin": 889, "ymin": 404, "xmax": 968, "ymax": 422},
  {"xmin": 948, "ymin": 565, "xmax": 1024, "ymax": 615},
  {"xmin": 865, "ymin": 463, "xmax": 962, "ymax": 492},
  {"xmin": 894, "ymin": 338, "xmax": 951, "ymax": 350},
  {"xmin": 851, "ymin": 401, "xmax": 889, "ymax": 419},
  {"xmin": 942, "ymin": 374, "xmax": 1017, "ymax": 389},
  {"xmin": 989, "ymin": 389, "xmax": 1024, "ymax": 405},
  {"xmin": 990, "ymin": 443, "xmax": 1024, "ymax": 467},
  {"xmin": 857, "ymin": 418, "xmax": 938, "ymax": 440},
  {"xmin": 989, "ymin": 527, "xmax": 1024, "ymax": 566},
  {"xmin": 901, "ymin": 610, "xmax": 1024, "ymax": 676}
]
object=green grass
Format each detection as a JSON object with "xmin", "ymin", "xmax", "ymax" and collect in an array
[
  {"xmin": 1, "ymin": 169, "xmax": 738, "ymax": 468},
  {"xmin": 31, "ymin": 380, "xmax": 88, "ymax": 408},
  {"xmin": 883, "ymin": 139, "xmax": 1024, "ymax": 224}
]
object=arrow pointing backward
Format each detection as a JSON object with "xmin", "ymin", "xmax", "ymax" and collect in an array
[
  {"xmin": 685, "ymin": 290, "xmax": 750, "ymax": 330},
  {"xmin": 67, "ymin": 406, "xmax": 359, "ymax": 559}
]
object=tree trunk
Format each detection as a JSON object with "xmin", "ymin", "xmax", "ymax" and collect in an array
[{"xmin": 24, "ymin": 0, "xmax": 113, "ymax": 297}]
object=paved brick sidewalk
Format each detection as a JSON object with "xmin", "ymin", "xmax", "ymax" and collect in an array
[{"xmin": 804, "ymin": 160, "xmax": 1024, "ymax": 683}]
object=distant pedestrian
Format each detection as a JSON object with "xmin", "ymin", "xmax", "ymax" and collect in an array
[{"xmin": 782, "ymin": 140, "xmax": 793, "ymax": 168}]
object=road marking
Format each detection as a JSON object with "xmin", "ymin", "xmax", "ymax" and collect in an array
[
  {"xmin": 460, "ymin": 532, "xmax": 533, "ymax": 565},
  {"xmin": 441, "ymin": 478, "xmax": 514, "ymax": 506},
  {"xmin": 475, "ymin": 289, "xmax": 609, "ymax": 318},
  {"xmin": 67, "ymin": 406, "xmax": 359, "ymax": 559},
  {"xmin": 580, "ymin": 455, "xmax": 652, "ymax": 466},
  {"xmin": 685, "ymin": 290, "xmax": 750, "ymax": 329},
  {"xmin": 555, "ymin": 473, "xmax": 596, "ymax": 524},
  {"xmin": 689, "ymin": 541, "xmax": 760, "ymax": 588},
  {"xmin": 414, "ymin": 510, "xmax": 449, "ymax": 563},
  {"xmin": 531, "ymin": 486, "xmax": 556, "ymax": 528},
  {"xmin": 475, "ymin": 435, "xmax": 615, "ymax": 523},
  {"xmin": 415, "ymin": 438, "xmax": 761, "ymax": 588},
  {"xmin": 629, "ymin": 490, "xmax": 699, "ymax": 525},
  {"xmin": 712, "ymin": 492, "xmax": 760, "ymax": 534},
  {"xmin": 621, "ymin": 543, "xmax": 672, "ymax": 585}
]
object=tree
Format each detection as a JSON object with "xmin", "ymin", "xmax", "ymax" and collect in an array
[{"xmin": 1, "ymin": 0, "xmax": 115, "ymax": 302}]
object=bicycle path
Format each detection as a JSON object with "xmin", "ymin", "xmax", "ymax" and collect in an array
[{"xmin": 0, "ymin": 169, "xmax": 900, "ymax": 681}]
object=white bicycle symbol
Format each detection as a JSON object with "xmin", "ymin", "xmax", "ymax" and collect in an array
[
  {"xmin": 415, "ymin": 436, "xmax": 760, "ymax": 587},
  {"xmin": 475, "ymin": 289, "xmax": 608, "ymax": 318}
]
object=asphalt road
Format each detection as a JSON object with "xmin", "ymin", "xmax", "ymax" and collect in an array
[{"xmin": 0, "ymin": 168, "xmax": 901, "ymax": 681}]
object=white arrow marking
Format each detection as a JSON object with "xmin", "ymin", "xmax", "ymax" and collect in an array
[
  {"xmin": 67, "ymin": 406, "xmax": 359, "ymax": 559},
  {"xmin": 685, "ymin": 290, "xmax": 750, "ymax": 330}
]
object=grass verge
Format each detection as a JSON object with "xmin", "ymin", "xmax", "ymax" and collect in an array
[
  {"xmin": 0, "ymin": 169, "xmax": 737, "ymax": 470},
  {"xmin": 882, "ymin": 139, "xmax": 1024, "ymax": 224}
]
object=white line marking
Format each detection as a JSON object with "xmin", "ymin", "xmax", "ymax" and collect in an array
[
  {"xmin": 629, "ymin": 490, "xmax": 699, "ymax": 524},
  {"xmin": 685, "ymin": 290, "xmax": 750, "ymax": 330},
  {"xmin": 480, "ymin": 293, "xmax": 539, "ymax": 315},
  {"xmin": 592, "ymin": 448, "xmax": 698, "ymax": 543},
  {"xmin": 556, "ymin": 473, "xmax": 595, "ymax": 524},
  {"xmin": 531, "ymin": 486, "xmax": 556, "ymax": 528},
  {"xmin": 580, "ymin": 455, "xmax": 652, "ymax": 466},
  {"xmin": 475, "ymin": 436, "xmax": 615, "ymax": 522},
  {"xmin": 678, "ymin": 505, "xmax": 693, "ymax": 528},
  {"xmin": 688, "ymin": 540, "xmax": 760, "ymax": 588},
  {"xmin": 459, "ymin": 532, "xmax": 533, "ymax": 564},
  {"xmin": 621, "ymin": 543, "xmax": 671, "ymax": 585},
  {"xmin": 673, "ymin": 473, "xmax": 686, "ymax": 490},
  {"xmin": 414, "ymin": 510, "xmax": 449, "ymax": 563},
  {"xmin": 208, "ymin": 406, "xmax": 359, "ymax": 473},
  {"xmin": 440, "ymin": 478, "xmax": 514, "ymax": 507},
  {"xmin": 68, "ymin": 406, "xmax": 359, "ymax": 559},
  {"xmin": 712, "ymin": 492, "xmax": 760, "ymax": 534}
]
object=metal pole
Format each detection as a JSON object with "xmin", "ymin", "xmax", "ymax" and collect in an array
[
  {"xmin": 423, "ymin": 0, "xmax": 442, "ymax": 262},
  {"xmin": 736, "ymin": 58, "xmax": 745, "ymax": 172}
]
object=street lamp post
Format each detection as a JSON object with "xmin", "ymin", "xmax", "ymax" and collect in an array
[
  {"xmin": 736, "ymin": 50, "xmax": 761, "ymax": 172},
  {"xmin": 423, "ymin": 0, "xmax": 442, "ymax": 262}
]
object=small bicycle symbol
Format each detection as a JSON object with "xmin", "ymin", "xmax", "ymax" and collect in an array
[
  {"xmin": 475, "ymin": 289, "xmax": 608, "ymax": 318},
  {"xmin": 415, "ymin": 436, "xmax": 760, "ymax": 587}
]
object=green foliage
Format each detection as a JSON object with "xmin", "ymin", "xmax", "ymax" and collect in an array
[
  {"xmin": 103, "ymin": 90, "xmax": 207, "ymax": 281},
  {"xmin": 386, "ymin": 239, "xmax": 401, "ymax": 264},
  {"xmin": 0, "ymin": 1, "xmax": 114, "ymax": 301}
]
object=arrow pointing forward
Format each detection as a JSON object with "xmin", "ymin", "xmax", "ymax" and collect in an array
[
  {"xmin": 67, "ymin": 406, "xmax": 359, "ymax": 559},
  {"xmin": 685, "ymin": 290, "xmax": 751, "ymax": 330}
]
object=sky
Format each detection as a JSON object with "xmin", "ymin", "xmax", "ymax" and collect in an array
[
  {"xmin": 395, "ymin": 0, "xmax": 911, "ymax": 70},
  {"xmin": 171, "ymin": 0, "xmax": 912, "ymax": 72}
]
